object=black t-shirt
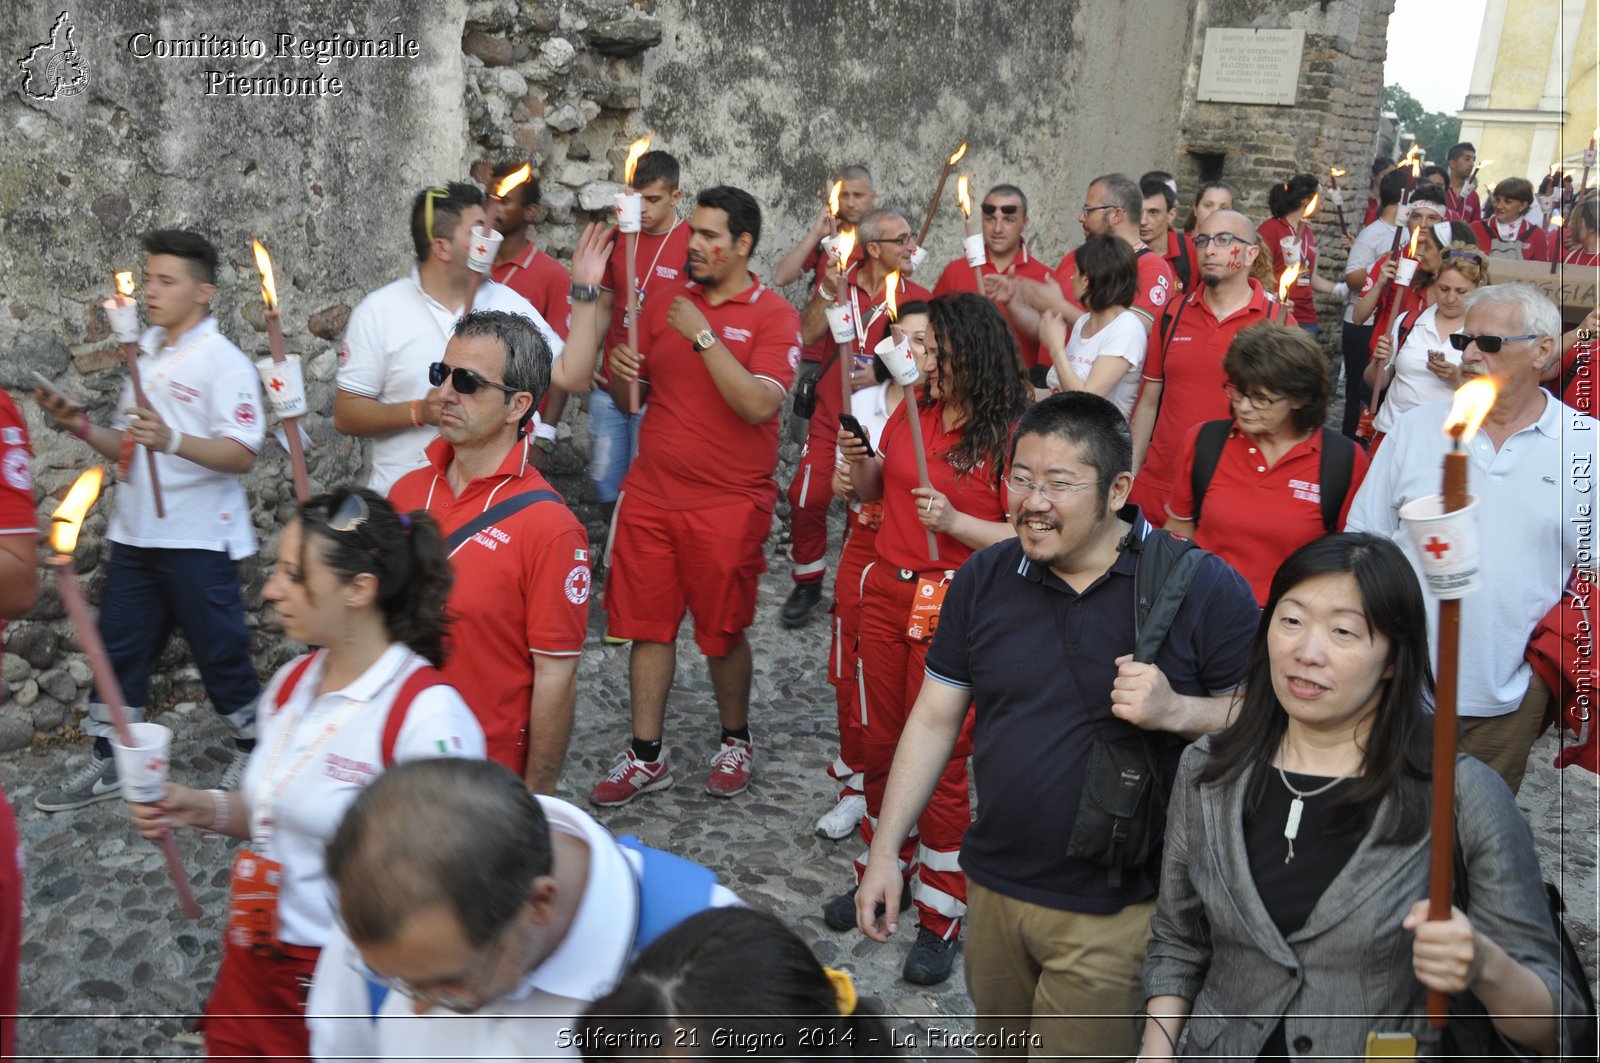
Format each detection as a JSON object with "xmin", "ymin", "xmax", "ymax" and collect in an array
[
  {"xmin": 1244, "ymin": 770, "xmax": 1360, "ymax": 936},
  {"xmin": 923, "ymin": 513, "xmax": 1260, "ymax": 913}
]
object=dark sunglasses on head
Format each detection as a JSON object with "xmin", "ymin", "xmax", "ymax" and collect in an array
[
  {"xmin": 981, "ymin": 203, "xmax": 1020, "ymax": 217},
  {"xmin": 428, "ymin": 361, "xmax": 520, "ymax": 397},
  {"xmin": 1442, "ymin": 249, "xmax": 1486, "ymax": 264},
  {"xmin": 1447, "ymin": 333, "xmax": 1537, "ymax": 353},
  {"xmin": 324, "ymin": 492, "xmax": 369, "ymax": 533}
]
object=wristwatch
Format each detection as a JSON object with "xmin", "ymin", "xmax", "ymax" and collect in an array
[
  {"xmin": 693, "ymin": 328, "xmax": 717, "ymax": 352},
  {"xmin": 569, "ymin": 283, "xmax": 599, "ymax": 303}
]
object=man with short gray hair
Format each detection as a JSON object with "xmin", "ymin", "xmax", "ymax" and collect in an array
[
  {"xmin": 389, "ymin": 311, "xmax": 589, "ymax": 793},
  {"xmin": 1347, "ymin": 283, "xmax": 1597, "ymax": 792}
]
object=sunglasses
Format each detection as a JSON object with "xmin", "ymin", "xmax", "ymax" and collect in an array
[
  {"xmin": 1447, "ymin": 333, "xmax": 1537, "ymax": 353},
  {"xmin": 323, "ymin": 492, "xmax": 369, "ymax": 533},
  {"xmin": 1442, "ymin": 249, "xmax": 1486, "ymax": 264},
  {"xmin": 428, "ymin": 361, "xmax": 521, "ymax": 397},
  {"xmin": 981, "ymin": 204, "xmax": 1020, "ymax": 217}
]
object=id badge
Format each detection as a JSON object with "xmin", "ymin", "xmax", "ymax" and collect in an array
[
  {"xmin": 227, "ymin": 848, "xmax": 284, "ymax": 955},
  {"xmin": 905, "ymin": 574, "xmax": 951, "ymax": 642}
]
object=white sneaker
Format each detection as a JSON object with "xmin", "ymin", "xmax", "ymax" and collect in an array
[{"xmin": 815, "ymin": 793, "xmax": 867, "ymax": 839}]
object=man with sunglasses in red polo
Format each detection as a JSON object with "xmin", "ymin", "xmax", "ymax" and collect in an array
[
  {"xmin": 931, "ymin": 184, "xmax": 1056, "ymax": 370},
  {"xmin": 388, "ymin": 311, "xmax": 589, "ymax": 794},
  {"xmin": 336, "ymin": 182, "xmax": 566, "ymax": 494}
]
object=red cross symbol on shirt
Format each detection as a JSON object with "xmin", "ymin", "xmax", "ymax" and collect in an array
[{"xmin": 1424, "ymin": 536, "xmax": 1450, "ymax": 560}]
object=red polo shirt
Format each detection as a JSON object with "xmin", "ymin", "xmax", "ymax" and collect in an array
[
  {"xmin": 600, "ymin": 220, "xmax": 693, "ymax": 369},
  {"xmin": 811, "ymin": 265, "xmax": 933, "ymax": 431},
  {"xmin": 1135, "ymin": 281, "xmax": 1287, "ymax": 514},
  {"xmin": 1446, "ymin": 185, "xmax": 1482, "ymax": 223},
  {"xmin": 1257, "ymin": 215, "xmax": 1319, "ymax": 324},
  {"xmin": 1355, "ymin": 251, "xmax": 1432, "ymax": 351},
  {"xmin": 1470, "ymin": 219, "xmax": 1550, "ymax": 261},
  {"xmin": 801, "ymin": 237, "xmax": 867, "ymax": 364},
  {"xmin": 1167, "ymin": 422, "xmax": 1368, "ymax": 604},
  {"xmin": 1157, "ymin": 229, "xmax": 1200, "ymax": 295},
  {"xmin": 874, "ymin": 399, "xmax": 1010, "ymax": 574},
  {"xmin": 626, "ymin": 275, "xmax": 802, "ymax": 511},
  {"xmin": 388, "ymin": 437, "xmax": 589, "ymax": 773},
  {"xmin": 1056, "ymin": 246, "xmax": 1178, "ymax": 328},
  {"xmin": 0, "ymin": 391, "xmax": 24, "ymax": 1060},
  {"xmin": 491, "ymin": 243, "xmax": 572, "ymax": 340},
  {"xmin": 933, "ymin": 242, "xmax": 1057, "ymax": 366}
]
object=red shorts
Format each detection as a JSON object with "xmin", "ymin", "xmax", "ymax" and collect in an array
[
  {"xmin": 203, "ymin": 937, "xmax": 320, "ymax": 1061},
  {"xmin": 606, "ymin": 491, "xmax": 770, "ymax": 656}
]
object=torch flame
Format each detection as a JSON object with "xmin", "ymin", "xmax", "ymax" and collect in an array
[
  {"xmin": 1445, "ymin": 378, "xmax": 1497, "ymax": 441},
  {"xmin": 623, "ymin": 136, "xmax": 652, "ymax": 185},
  {"xmin": 885, "ymin": 272, "xmax": 900, "ymax": 320},
  {"xmin": 948, "ymin": 142, "xmax": 968, "ymax": 166},
  {"xmin": 251, "ymin": 239, "xmax": 278, "ymax": 311},
  {"xmin": 49, "ymin": 467, "xmax": 105, "ymax": 556},
  {"xmin": 1407, "ymin": 226, "xmax": 1421, "ymax": 258},
  {"xmin": 835, "ymin": 227, "xmax": 856, "ymax": 270},
  {"xmin": 114, "ymin": 272, "xmax": 135, "ymax": 298},
  {"xmin": 1409, "ymin": 156, "xmax": 1421, "ymax": 179},
  {"xmin": 1301, "ymin": 192, "xmax": 1320, "ymax": 220},
  {"xmin": 957, "ymin": 174, "xmax": 972, "ymax": 217},
  {"xmin": 1278, "ymin": 265, "xmax": 1301, "ymax": 301},
  {"xmin": 1330, "ymin": 167, "xmax": 1347, "ymax": 179},
  {"xmin": 495, "ymin": 163, "xmax": 532, "ymax": 199},
  {"xmin": 828, "ymin": 179, "xmax": 842, "ymax": 217}
]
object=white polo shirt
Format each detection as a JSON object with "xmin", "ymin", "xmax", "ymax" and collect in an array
[
  {"xmin": 1373, "ymin": 305, "xmax": 1461, "ymax": 436},
  {"xmin": 106, "ymin": 318, "xmax": 265, "ymax": 559},
  {"xmin": 1346, "ymin": 393, "xmax": 1597, "ymax": 716},
  {"xmin": 1343, "ymin": 218, "xmax": 1397, "ymax": 326},
  {"xmin": 245, "ymin": 645, "xmax": 485, "ymax": 947},
  {"xmin": 307, "ymin": 796, "xmax": 738, "ymax": 1062},
  {"xmin": 338, "ymin": 267, "xmax": 565, "ymax": 493}
]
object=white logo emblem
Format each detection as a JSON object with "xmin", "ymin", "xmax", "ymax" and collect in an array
[
  {"xmin": 564, "ymin": 565, "xmax": 591, "ymax": 605},
  {"xmin": 1, "ymin": 449, "xmax": 31, "ymax": 492},
  {"xmin": 19, "ymin": 12, "xmax": 88, "ymax": 101}
]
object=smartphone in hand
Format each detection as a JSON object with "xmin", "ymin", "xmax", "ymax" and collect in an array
[{"xmin": 839, "ymin": 414, "xmax": 874, "ymax": 457}]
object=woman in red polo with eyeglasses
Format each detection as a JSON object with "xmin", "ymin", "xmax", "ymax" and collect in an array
[{"xmin": 825, "ymin": 292, "xmax": 1032, "ymax": 986}]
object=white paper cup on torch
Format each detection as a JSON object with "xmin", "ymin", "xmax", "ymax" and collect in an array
[
  {"xmin": 256, "ymin": 356, "xmax": 309, "ymax": 419},
  {"xmin": 1328, "ymin": 187, "xmax": 1345, "ymax": 207},
  {"xmin": 1399, "ymin": 494, "xmax": 1482, "ymax": 599},
  {"xmin": 908, "ymin": 246, "xmax": 929, "ymax": 272},
  {"xmin": 466, "ymin": 226, "xmax": 503, "ymax": 274},
  {"xmin": 103, "ymin": 299, "xmax": 141, "ymax": 343},
  {"xmin": 615, "ymin": 192, "xmax": 643, "ymax": 234},
  {"xmin": 825, "ymin": 303, "xmax": 856, "ymax": 344},
  {"xmin": 1279, "ymin": 238, "xmax": 1302, "ymax": 267},
  {"xmin": 1395, "ymin": 202, "xmax": 1413, "ymax": 227},
  {"xmin": 111, "ymin": 722, "xmax": 174, "ymax": 804},
  {"xmin": 1394, "ymin": 257, "xmax": 1419, "ymax": 287},
  {"xmin": 820, "ymin": 234, "xmax": 841, "ymax": 261},
  {"xmin": 875, "ymin": 335, "xmax": 921, "ymax": 387},
  {"xmin": 963, "ymin": 233, "xmax": 987, "ymax": 268}
]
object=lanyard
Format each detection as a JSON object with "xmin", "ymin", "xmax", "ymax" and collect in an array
[
  {"xmin": 635, "ymin": 221, "xmax": 682, "ymax": 302},
  {"xmin": 844, "ymin": 266, "xmax": 892, "ymax": 357},
  {"xmin": 250, "ymin": 653, "xmax": 410, "ymax": 852}
]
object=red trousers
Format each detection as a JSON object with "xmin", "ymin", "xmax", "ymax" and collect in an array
[
  {"xmin": 785, "ymin": 429, "xmax": 837, "ymax": 585},
  {"xmin": 203, "ymin": 937, "xmax": 320, "ymax": 1061},
  {"xmin": 855, "ymin": 561, "xmax": 975, "ymax": 939},
  {"xmin": 826, "ymin": 520, "xmax": 878, "ymax": 799},
  {"xmin": 0, "ymin": 789, "xmax": 18, "ymax": 1061}
]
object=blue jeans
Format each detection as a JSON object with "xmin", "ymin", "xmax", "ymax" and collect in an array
[
  {"xmin": 89, "ymin": 543, "xmax": 261, "ymax": 755},
  {"xmin": 588, "ymin": 387, "xmax": 643, "ymax": 503}
]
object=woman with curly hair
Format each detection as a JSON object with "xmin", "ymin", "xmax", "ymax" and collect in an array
[{"xmin": 824, "ymin": 291, "xmax": 1033, "ymax": 986}]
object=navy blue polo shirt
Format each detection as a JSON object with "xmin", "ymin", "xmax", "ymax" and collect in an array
[{"xmin": 924, "ymin": 510, "xmax": 1259, "ymax": 913}]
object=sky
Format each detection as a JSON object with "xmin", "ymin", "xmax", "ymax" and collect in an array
[{"xmin": 1384, "ymin": 0, "xmax": 1489, "ymax": 114}]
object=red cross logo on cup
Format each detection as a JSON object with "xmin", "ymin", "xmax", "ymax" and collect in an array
[
  {"xmin": 269, "ymin": 376, "xmax": 285, "ymax": 393},
  {"xmin": 1424, "ymin": 535, "xmax": 1451, "ymax": 560}
]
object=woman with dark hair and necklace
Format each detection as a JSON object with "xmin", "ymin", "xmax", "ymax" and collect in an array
[
  {"xmin": 131, "ymin": 488, "xmax": 485, "ymax": 1059},
  {"xmin": 1139, "ymin": 534, "xmax": 1569, "ymax": 1060}
]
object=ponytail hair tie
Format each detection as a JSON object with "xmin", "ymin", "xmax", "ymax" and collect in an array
[
  {"xmin": 398, "ymin": 513, "xmax": 412, "ymax": 535},
  {"xmin": 822, "ymin": 967, "xmax": 857, "ymax": 1016}
]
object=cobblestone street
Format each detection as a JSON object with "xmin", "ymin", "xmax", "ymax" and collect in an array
[{"xmin": 4, "ymin": 533, "xmax": 1597, "ymax": 1058}]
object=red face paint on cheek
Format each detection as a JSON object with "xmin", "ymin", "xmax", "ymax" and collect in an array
[{"xmin": 710, "ymin": 248, "xmax": 725, "ymax": 266}]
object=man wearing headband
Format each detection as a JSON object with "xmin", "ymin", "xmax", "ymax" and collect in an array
[{"xmin": 335, "ymin": 181, "xmax": 565, "ymax": 494}]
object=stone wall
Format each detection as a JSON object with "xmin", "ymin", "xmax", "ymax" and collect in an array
[{"xmin": 0, "ymin": 0, "xmax": 1393, "ymax": 749}]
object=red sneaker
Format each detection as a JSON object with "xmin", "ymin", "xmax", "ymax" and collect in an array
[
  {"xmin": 706, "ymin": 737, "xmax": 755, "ymax": 798},
  {"xmin": 589, "ymin": 750, "xmax": 674, "ymax": 807}
]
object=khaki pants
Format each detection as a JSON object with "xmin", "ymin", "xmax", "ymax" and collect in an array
[
  {"xmin": 965, "ymin": 879, "xmax": 1152, "ymax": 1061},
  {"xmin": 1459, "ymin": 673, "xmax": 1550, "ymax": 795}
]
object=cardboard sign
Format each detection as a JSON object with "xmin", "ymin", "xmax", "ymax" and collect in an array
[{"xmin": 1489, "ymin": 259, "xmax": 1597, "ymax": 324}]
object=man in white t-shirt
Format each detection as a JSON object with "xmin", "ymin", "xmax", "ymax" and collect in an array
[
  {"xmin": 335, "ymin": 182, "xmax": 567, "ymax": 493},
  {"xmin": 307, "ymin": 759, "xmax": 737, "ymax": 1061},
  {"xmin": 33, "ymin": 229, "xmax": 266, "ymax": 812}
]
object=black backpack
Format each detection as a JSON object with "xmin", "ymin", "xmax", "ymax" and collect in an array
[
  {"xmin": 1188, "ymin": 421, "xmax": 1357, "ymax": 533},
  {"xmin": 1168, "ymin": 231, "xmax": 1193, "ymax": 293}
]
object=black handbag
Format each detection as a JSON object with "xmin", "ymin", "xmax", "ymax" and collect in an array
[{"xmin": 791, "ymin": 347, "xmax": 839, "ymax": 420}]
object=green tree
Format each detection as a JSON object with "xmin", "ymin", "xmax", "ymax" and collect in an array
[{"xmin": 1383, "ymin": 84, "xmax": 1462, "ymax": 163}]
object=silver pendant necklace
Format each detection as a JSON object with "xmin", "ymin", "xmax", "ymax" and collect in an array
[{"xmin": 1276, "ymin": 764, "xmax": 1349, "ymax": 864}]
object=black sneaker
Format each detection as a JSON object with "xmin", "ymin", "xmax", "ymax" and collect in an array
[
  {"xmin": 780, "ymin": 582, "xmax": 823, "ymax": 627},
  {"xmin": 822, "ymin": 885, "xmax": 912, "ymax": 932},
  {"xmin": 902, "ymin": 926, "xmax": 959, "ymax": 985}
]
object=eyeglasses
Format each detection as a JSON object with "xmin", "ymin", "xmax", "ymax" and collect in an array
[
  {"xmin": 344, "ymin": 918, "xmax": 516, "ymax": 1013},
  {"xmin": 428, "ymin": 361, "xmax": 521, "ymax": 397},
  {"xmin": 1193, "ymin": 233, "xmax": 1247, "ymax": 249},
  {"xmin": 870, "ymin": 233, "xmax": 912, "ymax": 246},
  {"xmin": 981, "ymin": 204, "xmax": 1021, "ymax": 217},
  {"xmin": 1222, "ymin": 382, "xmax": 1287, "ymax": 408},
  {"xmin": 1447, "ymin": 333, "xmax": 1538, "ymax": 353},
  {"xmin": 1005, "ymin": 472, "xmax": 1106, "ymax": 502},
  {"xmin": 1080, "ymin": 204, "xmax": 1118, "ymax": 216}
]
